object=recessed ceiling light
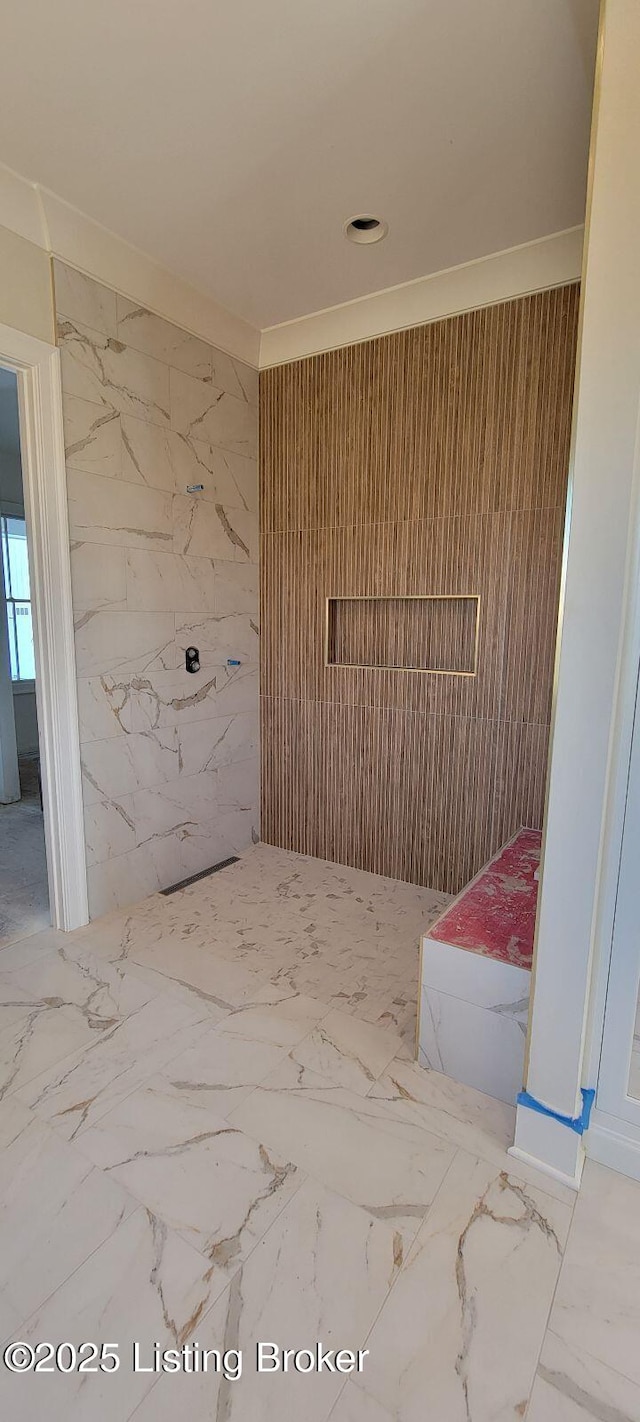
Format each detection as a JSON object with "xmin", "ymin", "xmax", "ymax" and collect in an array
[{"xmin": 344, "ymin": 215, "xmax": 388, "ymax": 245}]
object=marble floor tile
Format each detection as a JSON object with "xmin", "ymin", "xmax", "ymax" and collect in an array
[
  {"xmin": 216, "ymin": 1178, "xmax": 403, "ymax": 1422},
  {"xmin": 0, "ymin": 846, "xmax": 639, "ymax": 1420},
  {"xmin": 546, "ymin": 1159, "xmax": 640, "ymax": 1388},
  {"xmin": 527, "ymin": 1330, "xmax": 640, "ymax": 1421},
  {"xmin": 128, "ymin": 932, "xmax": 263, "ymax": 1010},
  {"xmin": 129, "ymin": 1177, "xmax": 401, "ymax": 1422},
  {"xmin": 0, "ymin": 1001, "xmax": 101, "ymax": 1101},
  {"xmin": 372, "ymin": 1061, "xmax": 580, "ymax": 1207},
  {"xmin": 328, "ymin": 1383, "xmax": 395, "ymax": 1422},
  {"xmin": 4, "ymin": 938, "xmax": 158, "ymax": 1031},
  {"xmin": 0, "ymin": 927, "xmax": 73, "ymax": 972},
  {"xmin": 150, "ymin": 1019, "xmax": 291, "ymax": 1114},
  {"xmin": 0, "ymin": 978, "xmax": 44, "ymax": 1034},
  {"xmin": 0, "ymin": 1208, "xmax": 229, "ymax": 1422},
  {"xmin": 0, "ymin": 1097, "xmax": 135, "ymax": 1338},
  {"xmin": 15, "ymin": 994, "xmax": 212, "ymax": 1139},
  {"xmin": 290, "ymin": 1008, "xmax": 402, "ymax": 1096},
  {"xmin": 229, "ymin": 1056, "xmax": 456, "ymax": 1249},
  {"xmin": 216, "ymin": 992, "xmax": 328, "ymax": 1047},
  {"xmin": 77, "ymin": 1076, "xmax": 303, "ymax": 1284},
  {"xmin": 355, "ymin": 1149, "xmax": 572, "ymax": 1422}
]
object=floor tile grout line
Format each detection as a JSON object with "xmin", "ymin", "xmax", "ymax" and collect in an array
[
  {"xmin": 338, "ymin": 1146, "xmax": 464, "ymax": 1414},
  {"xmin": 4, "ymin": 1194, "xmax": 144, "ymax": 1348},
  {"xmin": 521, "ymin": 1200, "xmax": 581, "ymax": 1419}
]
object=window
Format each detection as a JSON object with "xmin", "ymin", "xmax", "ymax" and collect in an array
[{"xmin": 1, "ymin": 515, "xmax": 35, "ymax": 681}]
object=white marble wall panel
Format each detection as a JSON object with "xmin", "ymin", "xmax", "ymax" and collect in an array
[
  {"xmin": 201, "ymin": 448, "xmax": 258, "ymax": 512},
  {"xmin": 74, "ymin": 611, "xmax": 177, "ymax": 678},
  {"xmin": 210, "ymin": 347, "xmax": 259, "ymax": 405},
  {"xmin": 116, "ymin": 296, "xmax": 212, "ymax": 379},
  {"xmin": 70, "ymin": 543, "xmax": 127, "ymax": 612},
  {"xmin": 178, "ymin": 711, "xmax": 259, "ymax": 777},
  {"xmin": 84, "ymin": 796, "xmax": 137, "ymax": 867},
  {"xmin": 81, "ymin": 728, "xmax": 179, "ymax": 805},
  {"xmin": 172, "ymin": 493, "xmax": 251, "ymax": 560},
  {"xmin": 420, "ymin": 938, "xmax": 531, "ymax": 1016},
  {"xmin": 125, "ymin": 549, "xmax": 221, "ymax": 613},
  {"xmin": 59, "ymin": 315, "xmax": 171, "ymax": 426},
  {"xmin": 55, "ymin": 261, "xmax": 259, "ymax": 915},
  {"xmin": 419, "ymin": 932, "xmax": 531, "ymax": 1105},
  {"xmin": 67, "ymin": 468, "xmax": 173, "ymax": 550},
  {"xmin": 170, "ymin": 366, "xmax": 258, "ymax": 458},
  {"xmin": 63, "ymin": 393, "xmax": 122, "ymax": 477},
  {"xmin": 53, "ymin": 262, "xmax": 118, "ymax": 337},
  {"xmin": 419, "ymin": 984, "xmax": 526, "ymax": 1106},
  {"xmin": 131, "ymin": 663, "xmax": 259, "ymax": 730},
  {"xmin": 175, "ymin": 612, "xmax": 259, "ymax": 665},
  {"xmin": 215, "ymin": 562, "xmax": 259, "ymax": 616},
  {"xmin": 76, "ymin": 675, "xmax": 137, "ymax": 742}
]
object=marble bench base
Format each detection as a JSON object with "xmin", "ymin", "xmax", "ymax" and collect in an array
[
  {"xmin": 417, "ymin": 828, "xmax": 539, "ymax": 1107},
  {"xmin": 418, "ymin": 940, "xmax": 530, "ymax": 1105}
]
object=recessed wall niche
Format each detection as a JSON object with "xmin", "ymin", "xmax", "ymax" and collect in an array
[{"xmin": 326, "ymin": 596, "xmax": 479, "ymax": 675}]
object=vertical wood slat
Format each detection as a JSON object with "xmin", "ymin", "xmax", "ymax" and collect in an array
[{"xmin": 260, "ymin": 284, "xmax": 579, "ymax": 894}]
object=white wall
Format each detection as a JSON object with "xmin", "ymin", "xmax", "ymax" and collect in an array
[
  {"xmin": 0, "ymin": 224, "xmax": 54, "ymax": 345},
  {"xmin": 514, "ymin": 0, "xmax": 640, "ymax": 1185}
]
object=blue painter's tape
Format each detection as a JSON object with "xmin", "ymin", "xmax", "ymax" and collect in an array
[
  {"xmin": 517, "ymin": 1086, "xmax": 595, "ymax": 1136},
  {"xmin": 226, "ymin": 659, "xmax": 241, "ymax": 666}
]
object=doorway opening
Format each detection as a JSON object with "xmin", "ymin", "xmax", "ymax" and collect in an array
[
  {"xmin": 0, "ymin": 370, "xmax": 50, "ymax": 944},
  {"xmin": 0, "ymin": 322, "xmax": 88, "ymax": 940}
]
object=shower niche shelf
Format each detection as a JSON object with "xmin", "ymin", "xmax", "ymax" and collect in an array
[{"xmin": 325, "ymin": 595, "xmax": 479, "ymax": 675}]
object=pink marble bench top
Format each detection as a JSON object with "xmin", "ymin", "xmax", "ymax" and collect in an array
[{"xmin": 426, "ymin": 828, "xmax": 541, "ymax": 970}]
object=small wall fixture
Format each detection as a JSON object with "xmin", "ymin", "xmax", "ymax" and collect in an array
[{"xmin": 344, "ymin": 215, "xmax": 388, "ymax": 245}]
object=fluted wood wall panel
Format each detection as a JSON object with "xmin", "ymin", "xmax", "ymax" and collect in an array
[{"xmin": 260, "ymin": 284, "xmax": 579, "ymax": 893}]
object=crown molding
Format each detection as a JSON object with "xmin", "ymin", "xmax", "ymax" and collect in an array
[
  {"xmin": 259, "ymin": 227, "xmax": 584, "ymax": 368},
  {"xmin": 0, "ymin": 161, "xmax": 260, "ymax": 367},
  {"xmin": 0, "ymin": 161, "xmax": 584, "ymax": 374}
]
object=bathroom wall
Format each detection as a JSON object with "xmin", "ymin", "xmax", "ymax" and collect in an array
[
  {"xmin": 260, "ymin": 283, "xmax": 579, "ymax": 894},
  {"xmin": 54, "ymin": 261, "xmax": 259, "ymax": 916}
]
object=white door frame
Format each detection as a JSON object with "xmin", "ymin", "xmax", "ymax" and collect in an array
[{"xmin": 0, "ymin": 321, "xmax": 88, "ymax": 931}]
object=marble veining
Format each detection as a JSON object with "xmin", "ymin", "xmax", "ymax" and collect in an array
[
  {"xmin": 55, "ymin": 260, "xmax": 259, "ymax": 914},
  {"xmin": 1, "ymin": 847, "xmax": 639, "ymax": 1420}
]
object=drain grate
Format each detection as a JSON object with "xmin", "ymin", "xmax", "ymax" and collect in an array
[{"xmin": 160, "ymin": 856, "xmax": 239, "ymax": 895}]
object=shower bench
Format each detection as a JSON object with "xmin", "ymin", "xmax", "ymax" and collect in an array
[{"xmin": 417, "ymin": 827, "xmax": 540, "ymax": 1106}]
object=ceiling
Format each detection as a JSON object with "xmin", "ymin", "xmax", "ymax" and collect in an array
[{"xmin": 0, "ymin": 0, "xmax": 599, "ymax": 330}]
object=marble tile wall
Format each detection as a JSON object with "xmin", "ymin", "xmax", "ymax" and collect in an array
[{"xmin": 53, "ymin": 262, "xmax": 259, "ymax": 917}]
